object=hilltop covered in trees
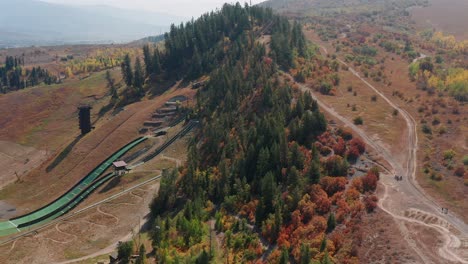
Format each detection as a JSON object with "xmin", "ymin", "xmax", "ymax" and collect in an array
[
  {"xmin": 118, "ymin": 3, "xmax": 308, "ymax": 104},
  {"xmin": 142, "ymin": 3, "xmax": 378, "ymax": 263}
]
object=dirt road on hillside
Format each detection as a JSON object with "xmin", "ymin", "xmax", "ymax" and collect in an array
[{"xmin": 285, "ymin": 47, "xmax": 468, "ymax": 262}]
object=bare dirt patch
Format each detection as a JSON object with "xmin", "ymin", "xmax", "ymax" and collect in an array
[
  {"xmin": 359, "ymin": 207, "xmax": 424, "ymax": 263},
  {"xmin": 0, "ymin": 182, "xmax": 158, "ymax": 264},
  {"xmin": 0, "ymin": 141, "xmax": 46, "ymax": 190}
]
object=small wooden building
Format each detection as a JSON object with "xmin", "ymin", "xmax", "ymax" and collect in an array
[{"xmin": 113, "ymin": 161, "xmax": 128, "ymax": 176}]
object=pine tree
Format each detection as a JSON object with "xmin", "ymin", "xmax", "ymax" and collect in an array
[
  {"xmin": 195, "ymin": 249, "xmax": 210, "ymax": 264},
  {"xmin": 300, "ymin": 244, "xmax": 311, "ymax": 264},
  {"xmin": 307, "ymin": 144, "xmax": 321, "ymax": 183},
  {"xmin": 105, "ymin": 70, "xmax": 118, "ymax": 99},
  {"xmin": 134, "ymin": 57, "xmax": 145, "ymax": 93},
  {"xmin": 117, "ymin": 241, "xmax": 133, "ymax": 264},
  {"xmin": 322, "ymin": 251, "xmax": 333, "ymax": 264},
  {"xmin": 279, "ymin": 247, "xmax": 289, "ymax": 264},
  {"xmin": 142, "ymin": 44, "xmax": 153, "ymax": 76},
  {"xmin": 121, "ymin": 54, "xmax": 133, "ymax": 86},
  {"xmin": 152, "ymin": 49, "xmax": 162, "ymax": 74},
  {"xmin": 326, "ymin": 213, "xmax": 336, "ymax": 233},
  {"xmin": 320, "ymin": 237, "xmax": 327, "ymax": 252},
  {"xmin": 136, "ymin": 244, "xmax": 146, "ymax": 264}
]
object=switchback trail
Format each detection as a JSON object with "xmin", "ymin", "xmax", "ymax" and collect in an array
[{"xmin": 285, "ymin": 56, "xmax": 467, "ymax": 262}]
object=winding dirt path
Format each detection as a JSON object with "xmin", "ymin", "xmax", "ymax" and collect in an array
[
  {"xmin": 54, "ymin": 186, "xmax": 156, "ymax": 264},
  {"xmin": 285, "ymin": 48, "xmax": 468, "ymax": 262},
  {"xmin": 97, "ymin": 205, "xmax": 119, "ymax": 225}
]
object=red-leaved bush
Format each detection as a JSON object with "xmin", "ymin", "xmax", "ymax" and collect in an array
[
  {"xmin": 363, "ymin": 195, "xmax": 378, "ymax": 213},
  {"xmin": 454, "ymin": 166, "xmax": 465, "ymax": 177},
  {"xmin": 349, "ymin": 138, "xmax": 366, "ymax": 154},
  {"xmin": 362, "ymin": 172, "xmax": 378, "ymax": 192},
  {"xmin": 333, "ymin": 137, "xmax": 347, "ymax": 156},
  {"xmin": 320, "ymin": 176, "xmax": 347, "ymax": 196}
]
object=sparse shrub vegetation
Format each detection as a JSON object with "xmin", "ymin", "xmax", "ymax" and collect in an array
[
  {"xmin": 319, "ymin": 81, "xmax": 333, "ymax": 95},
  {"xmin": 338, "ymin": 128, "xmax": 353, "ymax": 141},
  {"xmin": 430, "ymin": 171, "xmax": 443, "ymax": 181},
  {"xmin": 422, "ymin": 124, "xmax": 432, "ymax": 134},
  {"xmin": 463, "ymin": 155, "xmax": 468, "ymax": 165},
  {"xmin": 454, "ymin": 167, "xmax": 465, "ymax": 177},
  {"xmin": 353, "ymin": 116, "xmax": 363, "ymax": 125},
  {"xmin": 443, "ymin": 149, "xmax": 456, "ymax": 160},
  {"xmin": 438, "ymin": 126, "xmax": 447, "ymax": 135}
]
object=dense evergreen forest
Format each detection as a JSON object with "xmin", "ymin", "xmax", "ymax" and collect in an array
[
  {"xmin": 0, "ymin": 56, "xmax": 57, "ymax": 93},
  {"xmin": 123, "ymin": 3, "xmax": 306, "ymax": 86},
  {"xmin": 122, "ymin": 3, "xmax": 379, "ymax": 263}
]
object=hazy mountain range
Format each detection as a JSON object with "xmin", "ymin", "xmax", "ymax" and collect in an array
[{"xmin": 0, "ymin": 0, "xmax": 186, "ymax": 48}]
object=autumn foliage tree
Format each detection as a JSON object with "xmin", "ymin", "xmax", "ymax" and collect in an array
[
  {"xmin": 363, "ymin": 195, "xmax": 378, "ymax": 213},
  {"xmin": 144, "ymin": 4, "xmax": 381, "ymax": 263},
  {"xmin": 347, "ymin": 137, "xmax": 366, "ymax": 162},
  {"xmin": 333, "ymin": 137, "xmax": 346, "ymax": 156},
  {"xmin": 362, "ymin": 171, "xmax": 378, "ymax": 192},
  {"xmin": 320, "ymin": 176, "xmax": 347, "ymax": 196}
]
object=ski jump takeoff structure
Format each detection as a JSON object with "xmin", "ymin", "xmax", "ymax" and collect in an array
[
  {"xmin": 0, "ymin": 119, "xmax": 198, "ymax": 237},
  {"xmin": 0, "ymin": 137, "xmax": 147, "ymax": 237}
]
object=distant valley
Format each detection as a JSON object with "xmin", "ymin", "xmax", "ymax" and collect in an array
[{"xmin": 0, "ymin": 0, "xmax": 185, "ymax": 48}]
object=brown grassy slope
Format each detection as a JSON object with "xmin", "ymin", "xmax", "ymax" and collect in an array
[
  {"xmin": 0, "ymin": 69, "xmax": 117, "ymax": 150},
  {"xmin": 0, "ymin": 69, "xmax": 117, "ymax": 192},
  {"xmin": 0, "ymin": 78, "xmax": 195, "ymax": 216}
]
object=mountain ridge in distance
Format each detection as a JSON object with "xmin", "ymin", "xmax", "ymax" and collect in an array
[{"xmin": 0, "ymin": 0, "xmax": 186, "ymax": 48}]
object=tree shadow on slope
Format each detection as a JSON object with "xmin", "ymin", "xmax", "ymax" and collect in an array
[
  {"xmin": 46, "ymin": 134, "xmax": 83, "ymax": 172},
  {"xmin": 99, "ymin": 176, "xmax": 121, "ymax": 194},
  {"xmin": 148, "ymin": 78, "xmax": 177, "ymax": 99}
]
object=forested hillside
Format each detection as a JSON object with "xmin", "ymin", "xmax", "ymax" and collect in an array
[
  {"xmin": 0, "ymin": 56, "xmax": 57, "ymax": 93},
  {"xmin": 137, "ymin": 3, "xmax": 379, "ymax": 263}
]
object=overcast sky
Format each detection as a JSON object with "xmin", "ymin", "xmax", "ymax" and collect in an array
[{"xmin": 41, "ymin": 0, "xmax": 266, "ymax": 18}]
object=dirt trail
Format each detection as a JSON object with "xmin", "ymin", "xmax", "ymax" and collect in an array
[
  {"xmin": 54, "ymin": 185, "xmax": 156, "ymax": 264},
  {"xmin": 285, "ymin": 47, "xmax": 468, "ymax": 262}
]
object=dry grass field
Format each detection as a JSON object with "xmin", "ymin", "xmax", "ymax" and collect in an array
[
  {"xmin": 0, "ymin": 74, "xmax": 195, "ymax": 219},
  {"xmin": 0, "ymin": 69, "xmax": 116, "ymax": 150},
  {"xmin": 0, "ymin": 125, "xmax": 194, "ymax": 264}
]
